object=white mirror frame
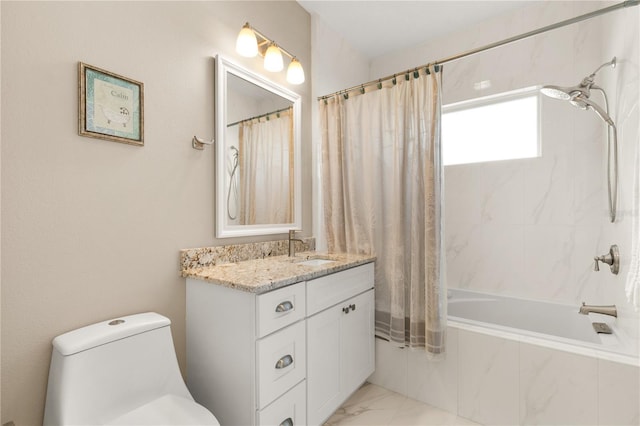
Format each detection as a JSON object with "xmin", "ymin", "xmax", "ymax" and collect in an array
[{"xmin": 215, "ymin": 55, "xmax": 302, "ymax": 238}]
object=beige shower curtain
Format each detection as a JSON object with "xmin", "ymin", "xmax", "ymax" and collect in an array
[
  {"xmin": 238, "ymin": 108, "xmax": 293, "ymax": 225},
  {"xmin": 320, "ymin": 67, "xmax": 445, "ymax": 354}
]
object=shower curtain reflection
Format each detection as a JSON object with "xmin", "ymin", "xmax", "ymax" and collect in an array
[
  {"xmin": 320, "ymin": 66, "xmax": 445, "ymax": 354},
  {"xmin": 233, "ymin": 108, "xmax": 294, "ymax": 225}
]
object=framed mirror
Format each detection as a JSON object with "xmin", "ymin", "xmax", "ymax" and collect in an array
[{"xmin": 215, "ymin": 55, "xmax": 302, "ymax": 238}]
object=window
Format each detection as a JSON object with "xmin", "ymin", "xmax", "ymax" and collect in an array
[{"xmin": 442, "ymin": 87, "xmax": 540, "ymax": 166}]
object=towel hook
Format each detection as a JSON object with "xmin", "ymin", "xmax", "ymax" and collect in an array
[{"xmin": 192, "ymin": 135, "xmax": 214, "ymax": 150}]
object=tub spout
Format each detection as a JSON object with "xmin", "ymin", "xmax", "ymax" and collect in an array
[{"xmin": 579, "ymin": 302, "xmax": 617, "ymax": 317}]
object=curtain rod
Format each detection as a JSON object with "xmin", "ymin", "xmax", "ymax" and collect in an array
[
  {"xmin": 318, "ymin": 0, "xmax": 639, "ymax": 101},
  {"xmin": 227, "ymin": 106, "xmax": 292, "ymax": 128}
]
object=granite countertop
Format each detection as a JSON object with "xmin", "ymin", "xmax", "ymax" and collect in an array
[{"xmin": 181, "ymin": 251, "xmax": 376, "ymax": 294}]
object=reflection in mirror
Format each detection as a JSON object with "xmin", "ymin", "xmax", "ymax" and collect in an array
[{"xmin": 216, "ymin": 55, "xmax": 301, "ymax": 238}]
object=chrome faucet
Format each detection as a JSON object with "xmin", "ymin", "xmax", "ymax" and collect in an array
[
  {"xmin": 579, "ymin": 302, "xmax": 617, "ymax": 317},
  {"xmin": 288, "ymin": 229, "xmax": 303, "ymax": 257}
]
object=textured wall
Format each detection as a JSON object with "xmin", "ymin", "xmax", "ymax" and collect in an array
[{"xmin": 0, "ymin": 2, "xmax": 311, "ymax": 424}]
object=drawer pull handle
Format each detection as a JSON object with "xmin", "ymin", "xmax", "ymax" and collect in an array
[
  {"xmin": 351, "ymin": 303, "xmax": 356, "ymax": 311},
  {"xmin": 279, "ymin": 418, "xmax": 293, "ymax": 426},
  {"xmin": 343, "ymin": 306, "xmax": 350, "ymax": 314},
  {"xmin": 275, "ymin": 354, "xmax": 293, "ymax": 369},
  {"xmin": 275, "ymin": 301, "xmax": 294, "ymax": 313}
]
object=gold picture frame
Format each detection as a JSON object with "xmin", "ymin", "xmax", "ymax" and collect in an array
[{"xmin": 78, "ymin": 62, "xmax": 144, "ymax": 146}]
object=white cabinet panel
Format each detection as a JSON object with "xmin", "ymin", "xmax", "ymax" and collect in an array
[
  {"xmin": 307, "ymin": 289, "xmax": 375, "ymax": 426},
  {"xmin": 341, "ymin": 290, "xmax": 375, "ymax": 393},
  {"xmin": 307, "ymin": 264, "xmax": 374, "ymax": 316},
  {"xmin": 257, "ymin": 282, "xmax": 306, "ymax": 338},
  {"xmin": 257, "ymin": 321, "xmax": 306, "ymax": 409},
  {"xmin": 306, "ymin": 304, "xmax": 342, "ymax": 426},
  {"xmin": 258, "ymin": 380, "xmax": 306, "ymax": 426}
]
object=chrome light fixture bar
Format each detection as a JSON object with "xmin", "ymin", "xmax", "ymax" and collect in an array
[{"xmin": 236, "ymin": 22, "xmax": 305, "ymax": 85}]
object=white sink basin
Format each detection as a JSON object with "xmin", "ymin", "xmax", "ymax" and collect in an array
[{"xmin": 296, "ymin": 258, "xmax": 336, "ymax": 267}]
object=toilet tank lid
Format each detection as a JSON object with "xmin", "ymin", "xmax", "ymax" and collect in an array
[{"xmin": 52, "ymin": 312, "xmax": 171, "ymax": 356}]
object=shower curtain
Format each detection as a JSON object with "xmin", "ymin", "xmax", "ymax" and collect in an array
[
  {"xmin": 320, "ymin": 66, "xmax": 446, "ymax": 354},
  {"xmin": 238, "ymin": 108, "xmax": 293, "ymax": 225}
]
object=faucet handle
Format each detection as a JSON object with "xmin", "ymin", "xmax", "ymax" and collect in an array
[{"xmin": 593, "ymin": 245, "xmax": 619, "ymax": 275}]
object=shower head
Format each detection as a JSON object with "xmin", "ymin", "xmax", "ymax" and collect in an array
[
  {"xmin": 541, "ymin": 57, "xmax": 619, "ymax": 223},
  {"xmin": 540, "ymin": 57, "xmax": 616, "ymax": 126},
  {"xmin": 540, "ymin": 85, "xmax": 577, "ymax": 100}
]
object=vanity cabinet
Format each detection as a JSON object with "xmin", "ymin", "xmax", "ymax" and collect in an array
[
  {"xmin": 185, "ymin": 262, "xmax": 374, "ymax": 426},
  {"xmin": 306, "ymin": 266, "xmax": 375, "ymax": 426}
]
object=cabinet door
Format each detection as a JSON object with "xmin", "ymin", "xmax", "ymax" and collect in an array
[
  {"xmin": 306, "ymin": 304, "xmax": 342, "ymax": 426},
  {"xmin": 341, "ymin": 289, "xmax": 375, "ymax": 394},
  {"xmin": 307, "ymin": 289, "xmax": 375, "ymax": 426}
]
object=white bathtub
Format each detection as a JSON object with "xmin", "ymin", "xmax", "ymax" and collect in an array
[
  {"xmin": 369, "ymin": 289, "xmax": 639, "ymax": 425},
  {"xmin": 447, "ymin": 288, "xmax": 639, "ymax": 366}
]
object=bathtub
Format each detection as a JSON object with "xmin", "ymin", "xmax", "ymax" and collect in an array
[{"xmin": 447, "ymin": 288, "xmax": 639, "ymax": 366}]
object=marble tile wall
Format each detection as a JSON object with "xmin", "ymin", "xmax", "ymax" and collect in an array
[
  {"xmin": 443, "ymin": 2, "xmax": 640, "ymax": 341},
  {"xmin": 370, "ymin": 334, "xmax": 640, "ymax": 426}
]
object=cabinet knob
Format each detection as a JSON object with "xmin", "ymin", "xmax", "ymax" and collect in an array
[
  {"xmin": 350, "ymin": 304, "xmax": 356, "ymax": 311},
  {"xmin": 275, "ymin": 301, "xmax": 294, "ymax": 313},
  {"xmin": 342, "ymin": 306, "xmax": 350, "ymax": 314},
  {"xmin": 275, "ymin": 354, "xmax": 294, "ymax": 369}
]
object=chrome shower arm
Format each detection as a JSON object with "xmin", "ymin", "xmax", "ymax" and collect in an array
[{"xmin": 586, "ymin": 57, "xmax": 617, "ymax": 81}]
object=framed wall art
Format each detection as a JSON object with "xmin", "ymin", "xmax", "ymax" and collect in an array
[{"xmin": 78, "ymin": 62, "xmax": 144, "ymax": 146}]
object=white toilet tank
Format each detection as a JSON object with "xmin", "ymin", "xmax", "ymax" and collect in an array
[{"xmin": 43, "ymin": 312, "xmax": 218, "ymax": 425}]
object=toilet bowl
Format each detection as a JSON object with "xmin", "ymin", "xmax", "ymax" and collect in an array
[{"xmin": 43, "ymin": 312, "xmax": 219, "ymax": 425}]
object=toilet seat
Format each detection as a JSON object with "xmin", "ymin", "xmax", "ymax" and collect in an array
[{"xmin": 106, "ymin": 394, "xmax": 220, "ymax": 425}]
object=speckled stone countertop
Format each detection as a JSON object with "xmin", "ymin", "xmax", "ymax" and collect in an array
[{"xmin": 182, "ymin": 251, "xmax": 375, "ymax": 294}]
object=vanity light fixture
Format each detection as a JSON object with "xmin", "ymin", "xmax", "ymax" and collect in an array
[
  {"xmin": 264, "ymin": 42, "xmax": 284, "ymax": 72},
  {"xmin": 235, "ymin": 23, "xmax": 259, "ymax": 57},
  {"xmin": 235, "ymin": 22, "xmax": 305, "ymax": 84}
]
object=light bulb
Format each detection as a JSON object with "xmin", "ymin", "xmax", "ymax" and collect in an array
[
  {"xmin": 264, "ymin": 43, "xmax": 284, "ymax": 72},
  {"xmin": 236, "ymin": 23, "xmax": 258, "ymax": 57},
  {"xmin": 286, "ymin": 58, "xmax": 305, "ymax": 84}
]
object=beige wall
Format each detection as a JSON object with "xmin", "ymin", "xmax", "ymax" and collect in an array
[{"xmin": 0, "ymin": 2, "xmax": 311, "ymax": 424}]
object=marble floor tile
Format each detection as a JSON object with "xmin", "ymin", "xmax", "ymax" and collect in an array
[{"xmin": 325, "ymin": 383, "xmax": 481, "ymax": 426}]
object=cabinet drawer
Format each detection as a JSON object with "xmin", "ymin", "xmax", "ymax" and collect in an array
[
  {"xmin": 257, "ymin": 380, "xmax": 306, "ymax": 426},
  {"xmin": 257, "ymin": 321, "xmax": 306, "ymax": 409},
  {"xmin": 307, "ymin": 263, "xmax": 374, "ymax": 316},
  {"xmin": 257, "ymin": 282, "xmax": 306, "ymax": 338}
]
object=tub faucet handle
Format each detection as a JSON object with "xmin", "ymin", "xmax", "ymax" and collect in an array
[{"xmin": 593, "ymin": 244, "xmax": 619, "ymax": 275}]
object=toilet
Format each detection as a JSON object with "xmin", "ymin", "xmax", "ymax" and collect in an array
[{"xmin": 43, "ymin": 312, "xmax": 219, "ymax": 425}]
